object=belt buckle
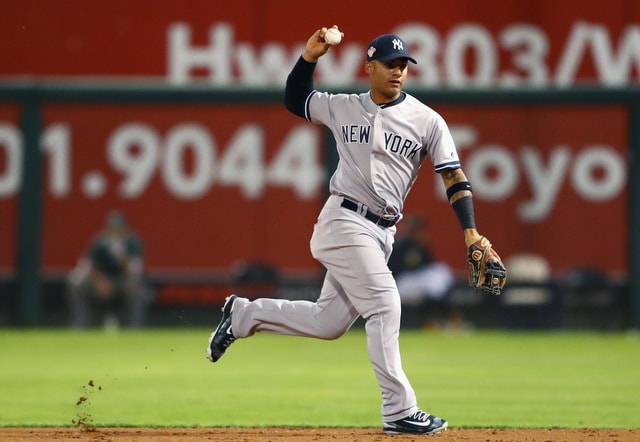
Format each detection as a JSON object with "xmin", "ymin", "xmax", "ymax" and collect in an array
[{"xmin": 376, "ymin": 213, "xmax": 397, "ymax": 228}]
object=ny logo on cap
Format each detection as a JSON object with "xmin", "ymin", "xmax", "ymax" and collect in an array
[{"xmin": 392, "ymin": 38, "xmax": 403, "ymax": 50}]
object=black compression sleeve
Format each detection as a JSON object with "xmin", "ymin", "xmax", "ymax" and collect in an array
[
  {"xmin": 451, "ymin": 196, "xmax": 477, "ymax": 230},
  {"xmin": 284, "ymin": 56, "xmax": 316, "ymax": 119}
]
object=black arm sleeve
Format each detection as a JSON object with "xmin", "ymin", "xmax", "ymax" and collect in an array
[
  {"xmin": 451, "ymin": 195, "xmax": 477, "ymax": 230},
  {"xmin": 284, "ymin": 56, "xmax": 317, "ymax": 119}
]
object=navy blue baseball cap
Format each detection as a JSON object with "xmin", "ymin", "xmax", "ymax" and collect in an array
[{"xmin": 366, "ymin": 34, "xmax": 417, "ymax": 64}]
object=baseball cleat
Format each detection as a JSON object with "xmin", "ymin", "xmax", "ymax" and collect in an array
[
  {"xmin": 383, "ymin": 409, "xmax": 448, "ymax": 435},
  {"xmin": 207, "ymin": 295, "xmax": 238, "ymax": 362}
]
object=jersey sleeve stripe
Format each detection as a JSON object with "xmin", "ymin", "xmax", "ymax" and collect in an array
[
  {"xmin": 434, "ymin": 160, "xmax": 461, "ymax": 172},
  {"xmin": 304, "ymin": 90, "xmax": 318, "ymax": 122}
]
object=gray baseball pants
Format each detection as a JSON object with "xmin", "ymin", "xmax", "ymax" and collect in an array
[{"xmin": 230, "ymin": 195, "xmax": 419, "ymax": 421}]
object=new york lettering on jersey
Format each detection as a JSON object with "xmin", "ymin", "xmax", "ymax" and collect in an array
[
  {"xmin": 340, "ymin": 123, "xmax": 422, "ymax": 162},
  {"xmin": 341, "ymin": 124, "xmax": 371, "ymax": 144},
  {"xmin": 383, "ymin": 132, "xmax": 421, "ymax": 160}
]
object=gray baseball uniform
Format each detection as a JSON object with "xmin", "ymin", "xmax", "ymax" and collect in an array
[{"xmin": 229, "ymin": 66, "xmax": 459, "ymax": 421}]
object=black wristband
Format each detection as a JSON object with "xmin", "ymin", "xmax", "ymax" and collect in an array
[
  {"xmin": 446, "ymin": 181, "xmax": 473, "ymax": 200},
  {"xmin": 451, "ymin": 196, "xmax": 477, "ymax": 230}
]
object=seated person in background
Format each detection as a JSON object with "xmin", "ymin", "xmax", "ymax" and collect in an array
[
  {"xmin": 387, "ymin": 214, "xmax": 454, "ymax": 306},
  {"xmin": 66, "ymin": 211, "xmax": 146, "ymax": 328}
]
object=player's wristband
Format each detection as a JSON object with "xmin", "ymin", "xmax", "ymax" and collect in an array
[
  {"xmin": 446, "ymin": 181, "xmax": 472, "ymax": 200},
  {"xmin": 451, "ymin": 196, "xmax": 477, "ymax": 230}
]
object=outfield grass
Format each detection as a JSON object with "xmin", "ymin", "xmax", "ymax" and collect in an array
[{"xmin": 0, "ymin": 328, "xmax": 638, "ymax": 428}]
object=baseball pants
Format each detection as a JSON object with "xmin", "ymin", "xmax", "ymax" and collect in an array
[{"xmin": 231, "ymin": 195, "xmax": 419, "ymax": 421}]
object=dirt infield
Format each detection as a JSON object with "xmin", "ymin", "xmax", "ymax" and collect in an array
[{"xmin": 1, "ymin": 427, "xmax": 639, "ymax": 441}]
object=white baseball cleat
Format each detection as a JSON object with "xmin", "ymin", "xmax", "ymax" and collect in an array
[{"xmin": 383, "ymin": 409, "xmax": 448, "ymax": 435}]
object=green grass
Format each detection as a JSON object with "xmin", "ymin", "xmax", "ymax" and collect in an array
[{"xmin": 0, "ymin": 328, "xmax": 638, "ymax": 428}]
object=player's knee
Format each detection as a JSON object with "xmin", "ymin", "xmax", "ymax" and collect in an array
[{"xmin": 319, "ymin": 323, "xmax": 350, "ymax": 340}]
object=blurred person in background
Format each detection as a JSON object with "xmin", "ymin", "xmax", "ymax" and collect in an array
[
  {"xmin": 66, "ymin": 210, "xmax": 146, "ymax": 329},
  {"xmin": 387, "ymin": 214, "xmax": 454, "ymax": 306}
]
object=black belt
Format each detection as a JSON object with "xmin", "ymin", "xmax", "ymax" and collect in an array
[{"xmin": 340, "ymin": 198, "xmax": 399, "ymax": 228}]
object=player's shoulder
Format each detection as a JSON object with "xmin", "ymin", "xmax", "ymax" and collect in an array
[
  {"xmin": 312, "ymin": 90, "xmax": 364, "ymax": 105},
  {"xmin": 401, "ymin": 92, "xmax": 447, "ymax": 122},
  {"xmin": 402, "ymin": 92, "xmax": 437, "ymax": 113}
]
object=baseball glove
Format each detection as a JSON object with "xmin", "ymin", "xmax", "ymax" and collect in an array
[{"xmin": 467, "ymin": 236, "xmax": 507, "ymax": 296}]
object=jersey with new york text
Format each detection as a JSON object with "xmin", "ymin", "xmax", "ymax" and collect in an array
[{"xmin": 306, "ymin": 91, "xmax": 460, "ymax": 218}]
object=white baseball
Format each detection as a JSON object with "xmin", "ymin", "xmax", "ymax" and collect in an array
[{"xmin": 324, "ymin": 28, "xmax": 342, "ymax": 46}]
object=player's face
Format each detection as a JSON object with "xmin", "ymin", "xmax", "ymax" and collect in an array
[{"xmin": 366, "ymin": 58, "xmax": 409, "ymax": 104}]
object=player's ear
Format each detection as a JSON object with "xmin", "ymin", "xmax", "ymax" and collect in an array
[{"xmin": 365, "ymin": 61, "xmax": 372, "ymax": 74}]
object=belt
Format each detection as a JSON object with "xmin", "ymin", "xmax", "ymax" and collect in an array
[{"xmin": 340, "ymin": 198, "xmax": 399, "ymax": 228}]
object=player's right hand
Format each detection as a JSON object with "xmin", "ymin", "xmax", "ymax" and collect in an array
[{"xmin": 302, "ymin": 26, "xmax": 342, "ymax": 63}]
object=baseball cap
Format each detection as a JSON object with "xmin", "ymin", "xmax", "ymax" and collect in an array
[{"xmin": 366, "ymin": 34, "xmax": 417, "ymax": 64}]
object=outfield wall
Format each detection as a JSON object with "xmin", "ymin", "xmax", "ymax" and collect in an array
[
  {"xmin": 0, "ymin": 85, "xmax": 638, "ymax": 328},
  {"xmin": 1, "ymin": 0, "xmax": 639, "ymax": 326}
]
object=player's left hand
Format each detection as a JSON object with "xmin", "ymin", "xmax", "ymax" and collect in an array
[{"xmin": 467, "ymin": 236, "xmax": 507, "ymax": 295}]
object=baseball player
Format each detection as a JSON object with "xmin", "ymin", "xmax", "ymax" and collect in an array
[{"xmin": 207, "ymin": 26, "xmax": 506, "ymax": 435}]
